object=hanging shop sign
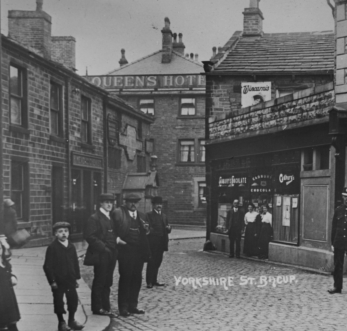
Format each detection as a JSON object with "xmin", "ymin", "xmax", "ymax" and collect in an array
[
  {"xmin": 218, "ymin": 175, "xmax": 247, "ymax": 187},
  {"xmin": 251, "ymin": 174, "xmax": 272, "ymax": 193},
  {"xmin": 241, "ymin": 82, "xmax": 272, "ymax": 108}
]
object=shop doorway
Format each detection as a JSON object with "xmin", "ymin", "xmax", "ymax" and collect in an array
[{"xmin": 71, "ymin": 169, "xmax": 102, "ymax": 234}]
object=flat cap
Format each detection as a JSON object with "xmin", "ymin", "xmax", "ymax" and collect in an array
[
  {"xmin": 99, "ymin": 193, "xmax": 115, "ymax": 202},
  {"xmin": 53, "ymin": 222, "xmax": 71, "ymax": 231},
  {"xmin": 4, "ymin": 199, "xmax": 14, "ymax": 207},
  {"xmin": 124, "ymin": 193, "xmax": 141, "ymax": 202}
]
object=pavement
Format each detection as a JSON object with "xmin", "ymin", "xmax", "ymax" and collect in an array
[{"xmin": 9, "ymin": 227, "xmax": 205, "ymax": 331}]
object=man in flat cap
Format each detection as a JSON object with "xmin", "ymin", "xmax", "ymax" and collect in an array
[
  {"xmin": 145, "ymin": 196, "xmax": 171, "ymax": 288},
  {"xmin": 111, "ymin": 193, "xmax": 150, "ymax": 317},
  {"xmin": 329, "ymin": 187, "xmax": 347, "ymax": 294},
  {"xmin": 84, "ymin": 193, "xmax": 123, "ymax": 315}
]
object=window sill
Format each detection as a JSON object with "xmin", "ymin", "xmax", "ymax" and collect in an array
[
  {"xmin": 175, "ymin": 162, "xmax": 205, "ymax": 167},
  {"xmin": 17, "ymin": 221, "xmax": 32, "ymax": 230},
  {"xmin": 176, "ymin": 116, "xmax": 205, "ymax": 120},
  {"xmin": 9, "ymin": 125, "xmax": 30, "ymax": 135},
  {"xmin": 80, "ymin": 143, "xmax": 95, "ymax": 151},
  {"xmin": 49, "ymin": 135, "xmax": 66, "ymax": 144}
]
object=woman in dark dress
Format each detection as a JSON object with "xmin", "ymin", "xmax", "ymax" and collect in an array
[
  {"xmin": 243, "ymin": 204, "xmax": 259, "ymax": 257},
  {"xmin": 0, "ymin": 238, "xmax": 20, "ymax": 331},
  {"xmin": 258, "ymin": 205, "xmax": 274, "ymax": 260}
]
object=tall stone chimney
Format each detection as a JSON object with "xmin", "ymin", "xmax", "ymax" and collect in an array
[
  {"xmin": 161, "ymin": 17, "xmax": 173, "ymax": 63},
  {"xmin": 243, "ymin": 0, "xmax": 264, "ymax": 37},
  {"xmin": 8, "ymin": 0, "xmax": 52, "ymax": 59},
  {"xmin": 51, "ymin": 36, "xmax": 76, "ymax": 70},
  {"xmin": 173, "ymin": 33, "xmax": 185, "ymax": 55},
  {"xmin": 119, "ymin": 49, "xmax": 129, "ymax": 67},
  {"xmin": 335, "ymin": 0, "xmax": 347, "ymax": 108}
]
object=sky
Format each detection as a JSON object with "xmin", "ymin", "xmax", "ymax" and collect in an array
[{"xmin": 0, "ymin": 0, "xmax": 335, "ymax": 75}]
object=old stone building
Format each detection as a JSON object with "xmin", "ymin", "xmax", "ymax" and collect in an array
[
  {"xmin": 86, "ymin": 18, "xmax": 207, "ymax": 225},
  {"xmin": 2, "ymin": 1, "xmax": 153, "ymax": 245},
  {"xmin": 203, "ymin": 0, "xmax": 344, "ymax": 271}
]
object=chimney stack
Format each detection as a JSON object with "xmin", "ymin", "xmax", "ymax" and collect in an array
[
  {"xmin": 243, "ymin": 0, "xmax": 264, "ymax": 37},
  {"xmin": 119, "ymin": 49, "xmax": 128, "ymax": 67},
  {"xmin": 51, "ymin": 36, "xmax": 76, "ymax": 70},
  {"xmin": 8, "ymin": 0, "xmax": 52, "ymax": 59},
  {"xmin": 161, "ymin": 17, "xmax": 173, "ymax": 63},
  {"xmin": 173, "ymin": 32, "xmax": 185, "ymax": 55}
]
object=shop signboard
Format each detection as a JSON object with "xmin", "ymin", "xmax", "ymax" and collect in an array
[
  {"xmin": 276, "ymin": 169, "xmax": 300, "ymax": 194},
  {"xmin": 250, "ymin": 174, "xmax": 272, "ymax": 193},
  {"xmin": 218, "ymin": 175, "xmax": 247, "ymax": 187},
  {"xmin": 241, "ymin": 82, "xmax": 272, "ymax": 108}
]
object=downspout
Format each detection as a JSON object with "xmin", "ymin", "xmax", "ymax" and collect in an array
[
  {"xmin": 103, "ymin": 98, "xmax": 108, "ymax": 192},
  {"xmin": 65, "ymin": 78, "xmax": 71, "ymax": 220}
]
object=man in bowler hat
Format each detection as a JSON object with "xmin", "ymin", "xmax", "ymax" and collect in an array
[
  {"xmin": 111, "ymin": 193, "xmax": 150, "ymax": 317},
  {"xmin": 226, "ymin": 199, "xmax": 245, "ymax": 258},
  {"xmin": 84, "ymin": 193, "xmax": 124, "ymax": 315},
  {"xmin": 328, "ymin": 187, "xmax": 347, "ymax": 294},
  {"xmin": 145, "ymin": 196, "xmax": 171, "ymax": 288}
]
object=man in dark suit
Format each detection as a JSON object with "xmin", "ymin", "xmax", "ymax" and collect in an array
[
  {"xmin": 145, "ymin": 196, "xmax": 171, "ymax": 289},
  {"xmin": 328, "ymin": 187, "xmax": 347, "ymax": 294},
  {"xmin": 84, "ymin": 193, "xmax": 123, "ymax": 316},
  {"xmin": 112, "ymin": 193, "xmax": 150, "ymax": 317},
  {"xmin": 226, "ymin": 199, "xmax": 245, "ymax": 258}
]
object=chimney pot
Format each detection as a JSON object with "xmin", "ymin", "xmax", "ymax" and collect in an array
[
  {"xmin": 190, "ymin": 53, "xmax": 194, "ymax": 60},
  {"xmin": 250, "ymin": 0, "xmax": 260, "ymax": 8},
  {"xmin": 36, "ymin": 0, "xmax": 43, "ymax": 11},
  {"xmin": 173, "ymin": 33, "xmax": 177, "ymax": 43},
  {"xmin": 218, "ymin": 47, "xmax": 222, "ymax": 53},
  {"xmin": 119, "ymin": 48, "xmax": 128, "ymax": 67},
  {"xmin": 185, "ymin": 53, "xmax": 189, "ymax": 58},
  {"xmin": 195, "ymin": 54, "xmax": 199, "ymax": 62}
]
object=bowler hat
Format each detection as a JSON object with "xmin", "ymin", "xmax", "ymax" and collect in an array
[
  {"xmin": 4, "ymin": 199, "xmax": 14, "ymax": 207},
  {"xmin": 99, "ymin": 193, "xmax": 114, "ymax": 202},
  {"xmin": 124, "ymin": 193, "xmax": 141, "ymax": 202},
  {"xmin": 342, "ymin": 187, "xmax": 347, "ymax": 196},
  {"xmin": 152, "ymin": 196, "xmax": 163, "ymax": 204},
  {"xmin": 53, "ymin": 222, "xmax": 71, "ymax": 232}
]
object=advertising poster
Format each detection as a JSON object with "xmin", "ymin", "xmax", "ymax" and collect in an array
[
  {"xmin": 241, "ymin": 82, "xmax": 272, "ymax": 108},
  {"xmin": 282, "ymin": 197, "xmax": 291, "ymax": 227}
]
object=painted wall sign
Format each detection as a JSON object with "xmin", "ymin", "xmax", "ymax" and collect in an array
[
  {"xmin": 107, "ymin": 115, "xmax": 118, "ymax": 145},
  {"xmin": 119, "ymin": 125, "xmax": 143, "ymax": 161},
  {"xmin": 87, "ymin": 74, "xmax": 206, "ymax": 90},
  {"xmin": 218, "ymin": 175, "xmax": 247, "ymax": 187},
  {"xmin": 209, "ymin": 89, "xmax": 334, "ymax": 140},
  {"xmin": 71, "ymin": 152, "xmax": 103, "ymax": 169},
  {"xmin": 251, "ymin": 174, "xmax": 272, "ymax": 193},
  {"xmin": 241, "ymin": 82, "xmax": 272, "ymax": 108},
  {"xmin": 279, "ymin": 173, "xmax": 295, "ymax": 185}
]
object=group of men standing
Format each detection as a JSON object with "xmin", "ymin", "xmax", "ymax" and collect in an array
[{"xmin": 84, "ymin": 193, "xmax": 171, "ymax": 317}]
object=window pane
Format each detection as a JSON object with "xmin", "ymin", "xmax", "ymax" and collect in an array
[
  {"xmin": 50, "ymin": 83, "xmax": 60, "ymax": 110},
  {"xmin": 181, "ymin": 98, "xmax": 196, "ymax": 116},
  {"xmin": 199, "ymin": 140, "xmax": 206, "ymax": 162},
  {"xmin": 180, "ymin": 140, "xmax": 194, "ymax": 162},
  {"xmin": 10, "ymin": 97, "xmax": 22, "ymax": 125},
  {"xmin": 81, "ymin": 97, "xmax": 89, "ymax": 120},
  {"xmin": 199, "ymin": 182, "xmax": 207, "ymax": 204},
  {"xmin": 10, "ymin": 66, "xmax": 21, "ymax": 96},
  {"xmin": 140, "ymin": 99, "xmax": 154, "ymax": 115},
  {"xmin": 51, "ymin": 110, "xmax": 59, "ymax": 136},
  {"xmin": 81, "ymin": 121, "xmax": 88, "ymax": 143},
  {"xmin": 12, "ymin": 162, "xmax": 23, "ymax": 190}
]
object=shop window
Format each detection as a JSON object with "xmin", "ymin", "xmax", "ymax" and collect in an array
[
  {"xmin": 180, "ymin": 98, "xmax": 196, "ymax": 116},
  {"xmin": 50, "ymin": 82, "xmax": 63, "ymax": 136},
  {"xmin": 198, "ymin": 182, "xmax": 207, "ymax": 206},
  {"xmin": 108, "ymin": 147, "xmax": 122, "ymax": 169},
  {"xmin": 179, "ymin": 140, "xmax": 195, "ymax": 162},
  {"xmin": 139, "ymin": 99, "xmax": 154, "ymax": 115},
  {"xmin": 137, "ymin": 155, "xmax": 147, "ymax": 172},
  {"xmin": 10, "ymin": 65, "xmax": 27, "ymax": 127},
  {"xmin": 199, "ymin": 140, "xmax": 206, "ymax": 163},
  {"xmin": 11, "ymin": 160, "xmax": 29, "ymax": 221},
  {"xmin": 302, "ymin": 148, "xmax": 313, "ymax": 171},
  {"xmin": 81, "ymin": 96, "xmax": 92, "ymax": 144},
  {"xmin": 316, "ymin": 146, "xmax": 330, "ymax": 170}
]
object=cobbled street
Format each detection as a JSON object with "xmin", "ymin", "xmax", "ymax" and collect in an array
[{"xmin": 81, "ymin": 239, "xmax": 347, "ymax": 331}]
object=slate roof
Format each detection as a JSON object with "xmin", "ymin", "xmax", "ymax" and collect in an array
[
  {"xmin": 212, "ymin": 31, "xmax": 334, "ymax": 74},
  {"xmin": 107, "ymin": 50, "xmax": 202, "ymax": 76}
]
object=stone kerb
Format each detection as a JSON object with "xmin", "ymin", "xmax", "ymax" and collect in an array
[{"xmin": 208, "ymin": 82, "xmax": 334, "ymax": 141}]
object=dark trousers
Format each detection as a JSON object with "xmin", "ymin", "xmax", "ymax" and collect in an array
[
  {"xmin": 146, "ymin": 247, "xmax": 164, "ymax": 285},
  {"xmin": 229, "ymin": 232, "xmax": 241, "ymax": 257},
  {"xmin": 91, "ymin": 250, "xmax": 117, "ymax": 312},
  {"xmin": 333, "ymin": 248, "xmax": 346, "ymax": 290},
  {"xmin": 118, "ymin": 245, "xmax": 144, "ymax": 311},
  {"xmin": 52, "ymin": 284, "xmax": 78, "ymax": 315}
]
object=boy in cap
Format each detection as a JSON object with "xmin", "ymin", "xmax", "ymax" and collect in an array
[{"xmin": 43, "ymin": 222, "xmax": 84, "ymax": 331}]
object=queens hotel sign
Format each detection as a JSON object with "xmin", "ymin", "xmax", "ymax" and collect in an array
[{"xmin": 87, "ymin": 74, "xmax": 206, "ymax": 89}]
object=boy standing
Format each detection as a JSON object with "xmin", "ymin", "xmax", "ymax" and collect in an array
[{"xmin": 43, "ymin": 222, "xmax": 84, "ymax": 331}]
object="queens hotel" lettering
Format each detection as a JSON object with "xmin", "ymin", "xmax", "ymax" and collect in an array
[{"xmin": 87, "ymin": 74, "xmax": 206, "ymax": 89}]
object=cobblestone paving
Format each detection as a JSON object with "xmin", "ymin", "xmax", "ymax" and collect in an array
[{"xmin": 81, "ymin": 239, "xmax": 347, "ymax": 331}]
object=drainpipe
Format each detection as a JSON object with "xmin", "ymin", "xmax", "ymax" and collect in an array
[
  {"xmin": 65, "ymin": 78, "xmax": 71, "ymax": 220},
  {"xmin": 103, "ymin": 97, "xmax": 108, "ymax": 192}
]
